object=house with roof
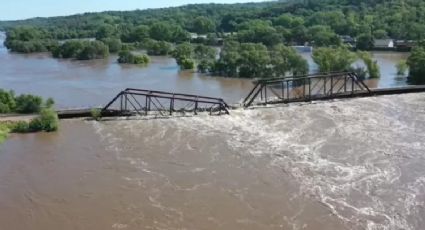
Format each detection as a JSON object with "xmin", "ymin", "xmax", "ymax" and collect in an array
[
  {"xmin": 395, "ymin": 40, "xmax": 415, "ymax": 51},
  {"xmin": 373, "ymin": 39, "xmax": 395, "ymax": 50}
]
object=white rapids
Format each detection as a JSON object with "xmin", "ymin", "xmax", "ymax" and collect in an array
[{"xmin": 93, "ymin": 93, "xmax": 425, "ymax": 230}]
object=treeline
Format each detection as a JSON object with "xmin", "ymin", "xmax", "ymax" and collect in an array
[
  {"xmin": 3, "ymin": 0, "xmax": 425, "ymax": 46},
  {"xmin": 1, "ymin": 0, "xmax": 425, "ymax": 82}
]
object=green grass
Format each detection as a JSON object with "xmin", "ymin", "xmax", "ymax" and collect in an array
[{"xmin": 0, "ymin": 122, "xmax": 12, "ymax": 144}]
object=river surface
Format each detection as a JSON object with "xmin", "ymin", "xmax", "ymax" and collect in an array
[
  {"xmin": 1, "ymin": 32, "xmax": 425, "ymax": 230},
  {"xmin": 0, "ymin": 31, "xmax": 411, "ymax": 108},
  {"xmin": 1, "ymin": 93, "xmax": 425, "ymax": 230}
]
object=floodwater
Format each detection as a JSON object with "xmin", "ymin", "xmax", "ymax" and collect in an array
[
  {"xmin": 0, "ymin": 31, "xmax": 411, "ymax": 109},
  {"xmin": 1, "ymin": 32, "xmax": 425, "ymax": 230},
  {"xmin": 1, "ymin": 93, "xmax": 425, "ymax": 230}
]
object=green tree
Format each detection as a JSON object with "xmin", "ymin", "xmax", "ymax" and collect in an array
[
  {"xmin": 356, "ymin": 33, "xmax": 374, "ymax": 50},
  {"xmin": 149, "ymin": 22, "xmax": 173, "ymax": 41},
  {"xmin": 102, "ymin": 38, "xmax": 122, "ymax": 53},
  {"xmin": 52, "ymin": 40, "xmax": 85, "ymax": 58},
  {"xmin": 270, "ymin": 44, "xmax": 308, "ymax": 77},
  {"xmin": 396, "ymin": 60, "xmax": 408, "ymax": 76},
  {"xmin": 237, "ymin": 21, "xmax": 282, "ymax": 46},
  {"xmin": 357, "ymin": 51, "xmax": 380, "ymax": 78},
  {"xmin": 118, "ymin": 50, "xmax": 150, "ymax": 65},
  {"xmin": 407, "ymin": 41, "xmax": 425, "ymax": 84},
  {"xmin": 77, "ymin": 41, "xmax": 109, "ymax": 60},
  {"xmin": 192, "ymin": 16, "xmax": 216, "ymax": 34},
  {"xmin": 0, "ymin": 90, "xmax": 16, "ymax": 113},
  {"xmin": 238, "ymin": 43, "xmax": 271, "ymax": 78},
  {"xmin": 15, "ymin": 94, "xmax": 43, "ymax": 114},
  {"xmin": 95, "ymin": 24, "xmax": 116, "ymax": 40},
  {"xmin": 29, "ymin": 108, "xmax": 59, "ymax": 132},
  {"xmin": 172, "ymin": 26, "xmax": 191, "ymax": 43},
  {"xmin": 128, "ymin": 25, "xmax": 150, "ymax": 42},
  {"xmin": 312, "ymin": 46, "xmax": 357, "ymax": 73},
  {"xmin": 215, "ymin": 41, "xmax": 241, "ymax": 77},
  {"xmin": 194, "ymin": 44, "xmax": 217, "ymax": 73},
  {"xmin": 307, "ymin": 25, "xmax": 340, "ymax": 47},
  {"xmin": 373, "ymin": 29, "xmax": 388, "ymax": 39},
  {"xmin": 172, "ymin": 42, "xmax": 195, "ymax": 69},
  {"xmin": 145, "ymin": 40, "xmax": 173, "ymax": 56}
]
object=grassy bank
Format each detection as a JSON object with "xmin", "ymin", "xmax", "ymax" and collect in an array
[{"xmin": 0, "ymin": 108, "xmax": 59, "ymax": 144}]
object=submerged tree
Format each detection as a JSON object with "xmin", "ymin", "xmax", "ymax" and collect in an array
[
  {"xmin": 102, "ymin": 38, "xmax": 122, "ymax": 53},
  {"xmin": 312, "ymin": 46, "xmax": 356, "ymax": 73},
  {"xmin": 357, "ymin": 51, "xmax": 380, "ymax": 78},
  {"xmin": 52, "ymin": 40, "xmax": 109, "ymax": 60},
  {"xmin": 270, "ymin": 44, "xmax": 308, "ymax": 77},
  {"xmin": 145, "ymin": 40, "xmax": 173, "ymax": 56},
  {"xmin": 172, "ymin": 42, "xmax": 195, "ymax": 70},
  {"xmin": 396, "ymin": 60, "xmax": 408, "ymax": 76},
  {"xmin": 118, "ymin": 50, "xmax": 150, "ymax": 65},
  {"xmin": 238, "ymin": 43, "xmax": 271, "ymax": 78},
  {"xmin": 194, "ymin": 44, "xmax": 217, "ymax": 73},
  {"xmin": 215, "ymin": 41, "xmax": 241, "ymax": 77},
  {"xmin": 407, "ymin": 41, "xmax": 425, "ymax": 84}
]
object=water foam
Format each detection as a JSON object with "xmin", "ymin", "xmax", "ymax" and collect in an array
[{"xmin": 92, "ymin": 93, "xmax": 425, "ymax": 230}]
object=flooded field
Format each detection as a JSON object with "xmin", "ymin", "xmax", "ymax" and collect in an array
[{"xmin": 1, "ymin": 93, "xmax": 424, "ymax": 230}]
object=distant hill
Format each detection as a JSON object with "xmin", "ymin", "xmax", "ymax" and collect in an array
[{"xmin": 2, "ymin": 0, "xmax": 425, "ymax": 46}]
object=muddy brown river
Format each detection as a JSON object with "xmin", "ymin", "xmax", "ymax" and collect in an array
[
  {"xmin": 1, "ymin": 93, "xmax": 424, "ymax": 230},
  {"xmin": 1, "ymin": 32, "xmax": 424, "ymax": 229}
]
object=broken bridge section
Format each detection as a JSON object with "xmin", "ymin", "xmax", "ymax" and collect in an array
[
  {"xmin": 243, "ymin": 72, "xmax": 372, "ymax": 107},
  {"xmin": 102, "ymin": 88, "xmax": 230, "ymax": 116}
]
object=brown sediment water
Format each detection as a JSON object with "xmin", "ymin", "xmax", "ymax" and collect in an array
[
  {"xmin": 1, "ymin": 93, "xmax": 424, "ymax": 230},
  {"xmin": 1, "ymin": 31, "xmax": 424, "ymax": 230},
  {"xmin": 0, "ymin": 31, "xmax": 411, "ymax": 110}
]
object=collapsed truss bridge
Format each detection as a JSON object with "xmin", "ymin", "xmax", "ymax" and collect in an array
[{"xmin": 102, "ymin": 88, "xmax": 230, "ymax": 116}]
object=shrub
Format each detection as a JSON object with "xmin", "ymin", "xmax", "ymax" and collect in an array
[
  {"xmin": 11, "ymin": 121, "xmax": 30, "ymax": 133},
  {"xmin": 0, "ymin": 89, "xmax": 16, "ymax": 113},
  {"xmin": 180, "ymin": 58, "xmax": 195, "ymax": 70},
  {"xmin": 53, "ymin": 40, "xmax": 109, "ymax": 60},
  {"xmin": 29, "ymin": 108, "xmax": 59, "ymax": 132},
  {"xmin": 102, "ymin": 38, "xmax": 122, "ymax": 53},
  {"xmin": 77, "ymin": 41, "xmax": 109, "ymax": 60},
  {"xmin": 133, "ymin": 54, "xmax": 150, "ymax": 64},
  {"xmin": 45, "ymin": 98, "xmax": 55, "ymax": 108},
  {"xmin": 90, "ymin": 108, "xmax": 102, "ymax": 121},
  {"xmin": 14, "ymin": 94, "xmax": 43, "ymax": 114},
  {"xmin": 146, "ymin": 40, "xmax": 173, "ymax": 56},
  {"xmin": 118, "ymin": 50, "xmax": 150, "ymax": 64},
  {"xmin": 357, "ymin": 51, "xmax": 380, "ymax": 78},
  {"xmin": 396, "ymin": 60, "xmax": 408, "ymax": 76},
  {"xmin": 53, "ymin": 40, "xmax": 85, "ymax": 58}
]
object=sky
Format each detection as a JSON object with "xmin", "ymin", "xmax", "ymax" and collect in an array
[{"xmin": 1, "ymin": 0, "xmax": 268, "ymax": 21}]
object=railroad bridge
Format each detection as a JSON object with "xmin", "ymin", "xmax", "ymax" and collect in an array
[{"xmin": 57, "ymin": 72, "xmax": 425, "ymax": 119}]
